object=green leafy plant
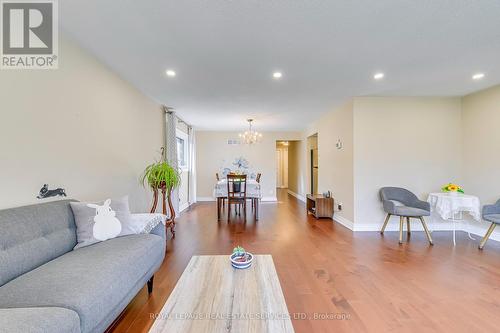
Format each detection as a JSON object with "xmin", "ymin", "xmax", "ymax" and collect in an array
[
  {"xmin": 141, "ymin": 161, "xmax": 181, "ymax": 190},
  {"xmin": 232, "ymin": 246, "xmax": 246, "ymax": 256}
]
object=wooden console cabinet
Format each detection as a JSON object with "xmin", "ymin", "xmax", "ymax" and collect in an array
[{"xmin": 306, "ymin": 194, "xmax": 334, "ymax": 219}]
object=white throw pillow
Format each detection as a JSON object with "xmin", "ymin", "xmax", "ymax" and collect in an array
[
  {"xmin": 70, "ymin": 196, "xmax": 132, "ymax": 249},
  {"xmin": 70, "ymin": 197, "xmax": 168, "ymax": 250}
]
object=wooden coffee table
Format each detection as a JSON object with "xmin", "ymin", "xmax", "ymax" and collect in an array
[{"xmin": 149, "ymin": 255, "xmax": 294, "ymax": 333}]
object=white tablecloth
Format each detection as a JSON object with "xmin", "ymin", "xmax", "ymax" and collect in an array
[
  {"xmin": 427, "ymin": 193, "xmax": 481, "ymax": 221},
  {"xmin": 213, "ymin": 179, "xmax": 261, "ymax": 198}
]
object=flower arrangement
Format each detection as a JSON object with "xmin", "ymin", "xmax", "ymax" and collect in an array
[
  {"xmin": 232, "ymin": 157, "xmax": 250, "ymax": 170},
  {"xmin": 220, "ymin": 157, "xmax": 252, "ymax": 178},
  {"xmin": 441, "ymin": 183, "xmax": 464, "ymax": 194}
]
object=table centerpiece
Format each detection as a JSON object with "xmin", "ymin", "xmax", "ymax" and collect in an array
[
  {"xmin": 230, "ymin": 246, "xmax": 253, "ymax": 269},
  {"xmin": 441, "ymin": 183, "xmax": 464, "ymax": 196}
]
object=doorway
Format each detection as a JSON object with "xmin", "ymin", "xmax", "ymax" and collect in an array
[
  {"xmin": 307, "ymin": 134, "xmax": 318, "ymax": 194},
  {"xmin": 276, "ymin": 141, "xmax": 289, "ymax": 189}
]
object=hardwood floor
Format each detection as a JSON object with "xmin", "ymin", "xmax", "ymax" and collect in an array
[{"xmin": 110, "ymin": 189, "xmax": 500, "ymax": 333}]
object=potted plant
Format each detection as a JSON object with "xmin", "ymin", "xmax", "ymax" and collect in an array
[
  {"xmin": 141, "ymin": 160, "xmax": 181, "ymax": 235},
  {"xmin": 441, "ymin": 183, "xmax": 464, "ymax": 196},
  {"xmin": 230, "ymin": 246, "xmax": 253, "ymax": 269}
]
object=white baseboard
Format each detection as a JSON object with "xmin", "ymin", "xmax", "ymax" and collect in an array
[
  {"xmin": 196, "ymin": 196, "xmax": 215, "ymax": 202},
  {"xmin": 261, "ymin": 196, "xmax": 277, "ymax": 202},
  {"xmin": 333, "ymin": 215, "xmax": 354, "ymax": 230},
  {"xmin": 461, "ymin": 222, "xmax": 500, "ymax": 242},
  {"xmin": 287, "ymin": 190, "xmax": 306, "ymax": 202},
  {"xmin": 179, "ymin": 202, "xmax": 190, "ymax": 212}
]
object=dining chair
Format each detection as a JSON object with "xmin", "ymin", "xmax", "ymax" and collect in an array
[
  {"xmin": 226, "ymin": 174, "xmax": 247, "ymax": 221},
  {"xmin": 251, "ymin": 173, "xmax": 261, "ymax": 210},
  {"xmin": 479, "ymin": 199, "xmax": 500, "ymax": 250},
  {"xmin": 215, "ymin": 173, "xmax": 226, "ymax": 208},
  {"xmin": 379, "ymin": 187, "xmax": 433, "ymax": 245}
]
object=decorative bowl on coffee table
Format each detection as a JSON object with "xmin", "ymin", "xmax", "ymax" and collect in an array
[{"xmin": 230, "ymin": 252, "xmax": 253, "ymax": 269}]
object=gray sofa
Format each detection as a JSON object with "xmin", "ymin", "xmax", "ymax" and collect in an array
[{"xmin": 0, "ymin": 200, "xmax": 166, "ymax": 333}]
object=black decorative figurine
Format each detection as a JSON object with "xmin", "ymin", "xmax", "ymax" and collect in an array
[{"xmin": 37, "ymin": 184, "xmax": 67, "ymax": 199}]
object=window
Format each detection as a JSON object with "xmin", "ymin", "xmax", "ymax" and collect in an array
[
  {"xmin": 176, "ymin": 137, "xmax": 185, "ymax": 167},
  {"xmin": 176, "ymin": 130, "xmax": 188, "ymax": 169}
]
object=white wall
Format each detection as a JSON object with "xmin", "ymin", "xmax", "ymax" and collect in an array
[
  {"xmin": 0, "ymin": 36, "xmax": 163, "ymax": 212},
  {"xmin": 462, "ymin": 85, "xmax": 500, "ymax": 240},
  {"xmin": 352, "ymin": 97, "xmax": 463, "ymax": 230},
  {"xmin": 306, "ymin": 102, "xmax": 354, "ymax": 225},
  {"xmin": 196, "ymin": 131, "xmax": 302, "ymax": 201}
]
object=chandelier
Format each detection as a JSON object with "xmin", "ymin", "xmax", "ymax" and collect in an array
[{"xmin": 239, "ymin": 119, "xmax": 262, "ymax": 144}]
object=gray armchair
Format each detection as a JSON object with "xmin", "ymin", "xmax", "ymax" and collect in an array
[
  {"xmin": 379, "ymin": 187, "xmax": 433, "ymax": 245},
  {"xmin": 479, "ymin": 199, "xmax": 500, "ymax": 250}
]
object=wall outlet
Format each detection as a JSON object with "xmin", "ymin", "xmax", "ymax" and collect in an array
[{"xmin": 338, "ymin": 203, "xmax": 342, "ymax": 211}]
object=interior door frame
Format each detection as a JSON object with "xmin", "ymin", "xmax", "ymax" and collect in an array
[
  {"xmin": 310, "ymin": 149, "xmax": 314, "ymax": 194},
  {"xmin": 276, "ymin": 147, "xmax": 288, "ymax": 189},
  {"xmin": 310, "ymin": 148, "xmax": 318, "ymax": 194}
]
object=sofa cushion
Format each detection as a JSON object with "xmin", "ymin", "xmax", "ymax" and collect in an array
[
  {"xmin": 0, "ymin": 234, "xmax": 165, "ymax": 333},
  {"xmin": 0, "ymin": 307, "xmax": 80, "ymax": 333},
  {"xmin": 0, "ymin": 200, "xmax": 77, "ymax": 287}
]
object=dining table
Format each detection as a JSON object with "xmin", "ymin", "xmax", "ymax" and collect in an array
[
  {"xmin": 427, "ymin": 192, "xmax": 481, "ymax": 246},
  {"xmin": 214, "ymin": 179, "xmax": 262, "ymax": 220}
]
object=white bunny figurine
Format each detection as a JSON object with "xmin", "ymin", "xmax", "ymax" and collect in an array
[{"xmin": 87, "ymin": 199, "xmax": 122, "ymax": 241}]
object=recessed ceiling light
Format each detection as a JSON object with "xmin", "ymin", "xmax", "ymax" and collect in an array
[
  {"xmin": 166, "ymin": 70, "xmax": 176, "ymax": 77},
  {"xmin": 273, "ymin": 72, "xmax": 282, "ymax": 79},
  {"xmin": 373, "ymin": 72, "xmax": 385, "ymax": 80},
  {"xmin": 472, "ymin": 73, "xmax": 485, "ymax": 80}
]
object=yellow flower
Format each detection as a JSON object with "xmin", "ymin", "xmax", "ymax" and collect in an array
[{"xmin": 448, "ymin": 185, "xmax": 458, "ymax": 191}]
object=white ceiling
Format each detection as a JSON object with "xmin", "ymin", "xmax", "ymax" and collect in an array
[{"xmin": 61, "ymin": 1, "xmax": 500, "ymax": 131}]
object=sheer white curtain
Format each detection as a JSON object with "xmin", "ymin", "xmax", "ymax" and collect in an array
[
  {"xmin": 164, "ymin": 106, "xmax": 179, "ymax": 215},
  {"xmin": 188, "ymin": 127, "xmax": 197, "ymax": 205}
]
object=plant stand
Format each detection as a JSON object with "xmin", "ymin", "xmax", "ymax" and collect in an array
[{"xmin": 150, "ymin": 185, "xmax": 176, "ymax": 238}]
